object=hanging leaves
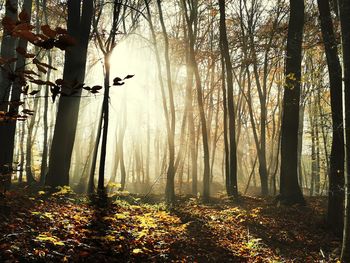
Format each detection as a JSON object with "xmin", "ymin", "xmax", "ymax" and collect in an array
[
  {"xmin": 112, "ymin": 75, "xmax": 134, "ymax": 86},
  {"xmin": 123, "ymin": 74, "xmax": 135, "ymax": 80},
  {"xmin": 13, "ymin": 22, "xmax": 34, "ymax": 32},
  {"xmin": 41, "ymin": 24, "xmax": 57, "ymax": 38},
  {"xmin": 54, "ymin": 34, "xmax": 77, "ymax": 50},
  {"xmin": 37, "ymin": 38, "xmax": 55, "ymax": 49},
  {"xmin": 35, "ymin": 64, "xmax": 47, "ymax": 74},
  {"xmin": 55, "ymin": 27, "xmax": 68, "ymax": 34},
  {"xmin": 1, "ymin": 16, "xmax": 16, "ymax": 32},
  {"xmin": 13, "ymin": 30, "xmax": 37, "ymax": 43},
  {"xmin": 33, "ymin": 58, "xmax": 57, "ymax": 70},
  {"xmin": 113, "ymin": 77, "xmax": 124, "ymax": 86},
  {"xmin": 50, "ymin": 85, "xmax": 60, "ymax": 102},
  {"xmin": 18, "ymin": 9, "xmax": 30, "ymax": 23},
  {"xmin": 29, "ymin": 90, "xmax": 40, "ymax": 96},
  {"xmin": 22, "ymin": 109, "xmax": 35, "ymax": 115},
  {"xmin": 91, "ymin": 85, "xmax": 103, "ymax": 92},
  {"xmin": 16, "ymin": 47, "xmax": 35, "ymax": 58}
]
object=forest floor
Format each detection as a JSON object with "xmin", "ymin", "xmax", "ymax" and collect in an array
[{"xmin": 0, "ymin": 186, "xmax": 341, "ymax": 262}]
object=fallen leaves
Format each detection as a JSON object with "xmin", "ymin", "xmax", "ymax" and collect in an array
[
  {"xmin": 0, "ymin": 190, "xmax": 342, "ymax": 262},
  {"xmin": 35, "ymin": 233, "xmax": 65, "ymax": 246}
]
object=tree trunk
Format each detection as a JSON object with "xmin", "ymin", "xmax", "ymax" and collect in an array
[
  {"xmin": 339, "ymin": 0, "xmax": 350, "ymax": 260},
  {"xmin": 317, "ymin": 0, "xmax": 344, "ymax": 235},
  {"xmin": 40, "ymin": 0, "xmax": 51, "ymax": 185},
  {"xmin": 98, "ymin": 54, "xmax": 111, "ymax": 191},
  {"xmin": 219, "ymin": 0, "xmax": 238, "ymax": 197},
  {"xmin": 183, "ymin": 0, "xmax": 210, "ymax": 201},
  {"xmin": 46, "ymin": 0, "xmax": 93, "ymax": 187},
  {"xmin": 279, "ymin": 0, "xmax": 305, "ymax": 205},
  {"xmin": 0, "ymin": 0, "xmax": 18, "ymax": 178}
]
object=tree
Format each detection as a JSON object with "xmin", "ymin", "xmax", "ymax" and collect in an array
[
  {"xmin": 156, "ymin": 0, "xmax": 177, "ymax": 203},
  {"xmin": 219, "ymin": 0, "xmax": 238, "ymax": 197},
  {"xmin": 339, "ymin": 0, "xmax": 350, "ymax": 260},
  {"xmin": 279, "ymin": 0, "xmax": 305, "ymax": 205},
  {"xmin": 317, "ymin": 0, "xmax": 344, "ymax": 235},
  {"xmin": 0, "ymin": 0, "xmax": 18, "ymax": 179},
  {"xmin": 182, "ymin": 0, "xmax": 211, "ymax": 201},
  {"xmin": 46, "ymin": 0, "xmax": 93, "ymax": 187}
]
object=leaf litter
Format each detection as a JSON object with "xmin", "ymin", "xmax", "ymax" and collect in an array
[{"xmin": 0, "ymin": 189, "xmax": 341, "ymax": 262}]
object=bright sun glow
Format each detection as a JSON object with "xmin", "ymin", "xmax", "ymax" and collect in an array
[{"xmin": 72, "ymin": 35, "xmax": 165, "ymax": 184}]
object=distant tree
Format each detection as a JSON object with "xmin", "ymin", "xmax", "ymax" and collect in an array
[
  {"xmin": 40, "ymin": 0, "xmax": 53, "ymax": 184},
  {"xmin": 89, "ymin": 0, "xmax": 140, "ymax": 192},
  {"xmin": 279, "ymin": 0, "xmax": 305, "ymax": 204},
  {"xmin": 156, "ymin": 0, "xmax": 177, "ymax": 203},
  {"xmin": 182, "ymin": 0, "xmax": 211, "ymax": 201}
]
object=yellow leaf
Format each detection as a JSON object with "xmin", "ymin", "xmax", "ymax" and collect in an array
[
  {"xmin": 102, "ymin": 216, "xmax": 116, "ymax": 222},
  {"xmin": 31, "ymin": 211, "xmax": 40, "ymax": 215},
  {"xmin": 115, "ymin": 213, "xmax": 127, "ymax": 220},
  {"xmin": 53, "ymin": 241, "xmax": 65, "ymax": 246},
  {"xmin": 132, "ymin": 248, "xmax": 142, "ymax": 254},
  {"xmin": 102, "ymin": 235, "xmax": 116, "ymax": 242},
  {"xmin": 43, "ymin": 212, "xmax": 54, "ymax": 220}
]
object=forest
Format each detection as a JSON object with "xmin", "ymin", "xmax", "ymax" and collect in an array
[{"xmin": 0, "ymin": 0, "xmax": 350, "ymax": 261}]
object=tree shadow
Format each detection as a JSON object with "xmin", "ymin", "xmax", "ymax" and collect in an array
[
  {"xmin": 169, "ymin": 207, "xmax": 246, "ymax": 262},
  {"xmin": 240, "ymin": 202, "xmax": 340, "ymax": 261},
  {"xmin": 83, "ymin": 191, "xmax": 128, "ymax": 262}
]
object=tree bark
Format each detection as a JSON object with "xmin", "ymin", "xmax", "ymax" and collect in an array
[
  {"xmin": 46, "ymin": 0, "xmax": 93, "ymax": 187},
  {"xmin": 340, "ymin": 0, "xmax": 350, "ymax": 260},
  {"xmin": 317, "ymin": 0, "xmax": 344, "ymax": 235},
  {"xmin": 219, "ymin": 0, "xmax": 238, "ymax": 197},
  {"xmin": 0, "ymin": 0, "xmax": 18, "ymax": 179},
  {"xmin": 279, "ymin": 0, "xmax": 305, "ymax": 205}
]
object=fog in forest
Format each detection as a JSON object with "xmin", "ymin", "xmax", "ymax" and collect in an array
[{"xmin": 2, "ymin": 0, "xmax": 350, "ymax": 261}]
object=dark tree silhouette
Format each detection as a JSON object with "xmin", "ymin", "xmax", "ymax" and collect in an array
[
  {"xmin": 279, "ymin": 0, "xmax": 305, "ymax": 205},
  {"xmin": 317, "ymin": 0, "xmax": 344, "ymax": 235},
  {"xmin": 46, "ymin": 0, "xmax": 93, "ymax": 187}
]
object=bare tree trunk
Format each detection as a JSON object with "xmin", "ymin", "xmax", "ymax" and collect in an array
[
  {"xmin": 47, "ymin": 0, "xmax": 93, "ymax": 187},
  {"xmin": 219, "ymin": 0, "xmax": 238, "ymax": 197},
  {"xmin": 98, "ymin": 54, "xmax": 111, "ymax": 191},
  {"xmin": 40, "ymin": 0, "xmax": 51, "ymax": 185},
  {"xmin": 0, "ymin": 0, "xmax": 18, "ymax": 179},
  {"xmin": 317, "ymin": 0, "xmax": 344, "ymax": 235},
  {"xmin": 340, "ymin": 0, "xmax": 350, "ymax": 260},
  {"xmin": 183, "ymin": 0, "xmax": 210, "ymax": 201},
  {"xmin": 279, "ymin": 0, "xmax": 305, "ymax": 205}
]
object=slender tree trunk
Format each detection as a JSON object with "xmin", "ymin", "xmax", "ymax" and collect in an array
[
  {"xmin": 158, "ymin": 0, "xmax": 176, "ymax": 203},
  {"xmin": 183, "ymin": 0, "xmax": 210, "ymax": 201},
  {"xmin": 40, "ymin": 0, "xmax": 51, "ymax": 185},
  {"xmin": 25, "ymin": 97, "xmax": 39, "ymax": 184},
  {"xmin": 146, "ymin": 0, "xmax": 176, "ymax": 203},
  {"xmin": 310, "ymin": 105, "xmax": 316, "ymax": 196},
  {"xmin": 18, "ymin": 120, "xmax": 25, "ymax": 182},
  {"xmin": 297, "ymin": 103, "xmax": 305, "ymax": 188},
  {"xmin": 210, "ymin": 86, "xmax": 220, "ymax": 182},
  {"xmin": 315, "ymin": 111, "xmax": 321, "ymax": 195},
  {"xmin": 340, "ymin": 0, "xmax": 350, "ymax": 260},
  {"xmin": 88, "ymin": 106, "xmax": 103, "ymax": 194},
  {"xmin": 219, "ymin": 0, "xmax": 238, "ymax": 197},
  {"xmin": 98, "ymin": 54, "xmax": 111, "ymax": 191}
]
